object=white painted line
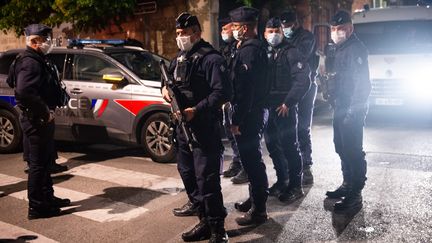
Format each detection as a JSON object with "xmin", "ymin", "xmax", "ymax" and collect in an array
[
  {"xmin": 63, "ymin": 163, "xmax": 184, "ymax": 195},
  {"xmin": 1, "ymin": 174, "xmax": 149, "ymax": 223},
  {"xmin": 0, "ymin": 221, "xmax": 59, "ymax": 243}
]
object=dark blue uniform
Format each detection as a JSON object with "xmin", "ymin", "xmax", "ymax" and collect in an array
[
  {"xmin": 264, "ymin": 38, "xmax": 310, "ymax": 199},
  {"xmin": 331, "ymin": 33, "xmax": 371, "ymax": 191},
  {"xmin": 230, "ymin": 37, "xmax": 269, "ymax": 212},
  {"xmin": 14, "ymin": 46, "xmax": 59, "ymax": 213},
  {"xmin": 219, "ymin": 40, "xmax": 242, "ymax": 174},
  {"xmin": 287, "ymin": 27, "xmax": 319, "ymax": 169},
  {"xmin": 169, "ymin": 39, "xmax": 230, "ymax": 223}
]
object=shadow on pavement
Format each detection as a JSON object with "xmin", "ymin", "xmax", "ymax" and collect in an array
[
  {"xmin": 0, "ymin": 235, "xmax": 39, "ymax": 242},
  {"xmin": 0, "ymin": 174, "xmax": 74, "ymax": 196}
]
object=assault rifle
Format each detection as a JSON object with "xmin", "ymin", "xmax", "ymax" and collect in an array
[{"xmin": 160, "ymin": 60, "xmax": 197, "ymax": 151}]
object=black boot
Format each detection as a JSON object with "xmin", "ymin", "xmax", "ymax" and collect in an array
[
  {"xmin": 231, "ymin": 168, "xmax": 248, "ymax": 184},
  {"xmin": 302, "ymin": 166, "xmax": 314, "ymax": 185},
  {"xmin": 326, "ymin": 182, "xmax": 351, "ymax": 199},
  {"xmin": 235, "ymin": 206, "xmax": 268, "ymax": 226},
  {"xmin": 223, "ymin": 161, "xmax": 241, "ymax": 178},
  {"xmin": 278, "ymin": 186, "xmax": 304, "ymax": 204},
  {"xmin": 28, "ymin": 206, "xmax": 61, "ymax": 220},
  {"xmin": 182, "ymin": 219, "xmax": 211, "ymax": 242},
  {"xmin": 268, "ymin": 181, "xmax": 287, "ymax": 197},
  {"xmin": 234, "ymin": 198, "xmax": 251, "ymax": 212},
  {"xmin": 208, "ymin": 221, "xmax": 228, "ymax": 243},
  {"xmin": 50, "ymin": 163, "xmax": 68, "ymax": 174},
  {"xmin": 334, "ymin": 191, "xmax": 363, "ymax": 213},
  {"xmin": 49, "ymin": 196, "xmax": 71, "ymax": 207},
  {"xmin": 173, "ymin": 200, "xmax": 199, "ymax": 217}
]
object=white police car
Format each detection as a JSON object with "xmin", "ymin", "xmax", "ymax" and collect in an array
[{"xmin": 0, "ymin": 39, "xmax": 175, "ymax": 163}]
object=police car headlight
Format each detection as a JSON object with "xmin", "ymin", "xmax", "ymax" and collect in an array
[{"xmin": 408, "ymin": 67, "xmax": 432, "ymax": 100}]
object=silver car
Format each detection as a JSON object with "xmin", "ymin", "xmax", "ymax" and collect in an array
[{"xmin": 0, "ymin": 41, "xmax": 175, "ymax": 163}]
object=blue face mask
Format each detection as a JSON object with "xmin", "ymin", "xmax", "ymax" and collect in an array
[{"xmin": 283, "ymin": 27, "xmax": 293, "ymax": 38}]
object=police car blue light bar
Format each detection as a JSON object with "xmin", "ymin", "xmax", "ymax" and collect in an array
[{"xmin": 67, "ymin": 39, "xmax": 128, "ymax": 47}]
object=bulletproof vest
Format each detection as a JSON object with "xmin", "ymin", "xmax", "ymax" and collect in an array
[
  {"xmin": 267, "ymin": 43, "xmax": 295, "ymax": 94},
  {"xmin": 174, "ymin": 46, "xmax": 218, "ymax": 107}
]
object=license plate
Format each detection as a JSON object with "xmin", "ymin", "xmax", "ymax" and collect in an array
[{"xmin": 375, "ymin": 98, "xmax": 404, "ymax": 106}]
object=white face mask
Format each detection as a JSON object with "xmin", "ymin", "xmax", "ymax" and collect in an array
[
  {"xmin": 283, "ymin": 27, "xmax": 293, "ymax": 38},
  {"xmin": 221, "ymin": 33, "xmax": 232, "ymax": 43},
  {"xmin": 331, "ymin": 30, "xmax": 347, "ymax": 44},
  {"xmin": 176, "ymin": 35, "xmax": 193, "ymax": 52},
  {"xmin": 266, "ymin": 33, "xmax": 283, "ymax": 47},
  {"xmin": 233, "ymin": 26, "xmax": 244, "ymax": 41},
  {"xmin": 38, "ymin": 37, "xmax": 53, "ymax": 55}
]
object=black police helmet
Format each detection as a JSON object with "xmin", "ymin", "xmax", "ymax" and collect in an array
[
  {"xmin": 280, "ymin": 10, "xmax": 297, "ymax": 24},
  {"xmin": 24, "ymin": 24, "xmax": 52, "ymax": 37},
  {"xmin": 176, "ymin": 12, "xmax": 201, "ymax": 30},
  {"xmin": 229, "ymin": 6, "xmax": 259, "ymax": 23},
  {"xmin": 330, "ymin": 10, "xmax": 352, "ymax": 26}
]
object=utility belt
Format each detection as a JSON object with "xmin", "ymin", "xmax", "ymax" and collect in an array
[{"xmin": 19, "ymin": 106, "xmax": 50, "ymax": 125}]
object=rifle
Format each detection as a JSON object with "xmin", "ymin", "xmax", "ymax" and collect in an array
[{"xmin": 160, "ymin": 60, "xmax": 198, "ymax": 151}]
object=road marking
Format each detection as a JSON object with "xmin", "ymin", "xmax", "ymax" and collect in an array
[
  {"xmin": 0, "ymin": 173, "xmax": 149, "ymax": 223},
  {"xmin": 62, "ymin": 163, "xmax": 184, "ymax": 195},
  {"xmin": 0, "ymin": 221, "xmax": 59, "ymax": 243}
]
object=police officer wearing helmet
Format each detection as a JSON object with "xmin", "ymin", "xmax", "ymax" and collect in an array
[
  {"xmin": 324, "ymin": 11, "xmax": 371, "ymax": 213},
  {"xmin": 161, "ymin": 13, "xmax": 230, "ymax": 242},
  {"xmin": 13, "ymin": 24, "xmax": 70, "ymax": 219},
  {"xmin": 263, "ymin": 17, "xmax": 311, "ymax": 202},
  {"xmin": 228, "ymin": 6, "xmax": 270, "ymax": 226},
  {"xmin": 280, "ymin": 10, "xmax": 319, "ymax": 185},
  {"xmin": 219, "ymin": 17, "xmax": 248, "ymax": 184}
]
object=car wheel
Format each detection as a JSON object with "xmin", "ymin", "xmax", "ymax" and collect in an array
[
  {"xmin": 0, "ymin": 109, "xmax": 22, "ymax": 153},
  {"xmin": 141, "ymin": 112, "xmax": 176, "ymax": 163}
]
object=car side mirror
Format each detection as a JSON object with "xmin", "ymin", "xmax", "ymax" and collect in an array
[{"xmin": 103, "ymin": 73, "xmax": 127, "ymax": 90}]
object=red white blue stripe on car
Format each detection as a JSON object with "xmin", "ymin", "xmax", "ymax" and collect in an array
[
  {"xmin": 0, "ymin": 95, "xmax": 16, "ymax": 106},
  {"xmin": 114, "ymin": 99, "xmax": 164, "ymax": 116},
  {"xmin": 91, "ymin": 99, "xmax": 109, "ymax": 118}
]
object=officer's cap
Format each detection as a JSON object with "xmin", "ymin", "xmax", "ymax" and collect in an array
[
  {"xmin": 280, "ymin": 10, "xmax": 297, "ymax": 24},
  {"xmin": 330, "ymin": 10, "xmax": 352, "ymax": 26},
  {"xmin": 266, "ymin": 17, "xmax": 282, "ymax": 28},
  {"xmin": 229, "ymin": 6, "xmax": 259, "ymax": 23},
  {"xmin": 24, "ymin": 24, "xmax": 52, "ymax": 37},
  {"xmin": 219, "ymin": 17, "xmax": 232, "ymax": 26},
  {"xmin": 176, "ymin": 12, "xmax": 201, "ymax": 30}
]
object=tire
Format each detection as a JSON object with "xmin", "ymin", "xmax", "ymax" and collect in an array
[
  {"xmin": 0, "ymin": 109, "xmax": 22, "ymax": 153},
  {"xmin": 141, "ymin": 112, "xmax": 176, "ymax": 163}
]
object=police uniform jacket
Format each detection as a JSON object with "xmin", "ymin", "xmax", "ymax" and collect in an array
[
  {"xmin": 14, "ymin": 47, "xmax": 60, "ymax": 122},
  {"xmin": 169, "ymin": 39, "xmax": 231, "ymax": 121},
  {"xmin": 288, "ymin": 27, "xmax": 319, "ymax": 81},
  {"xmin": 266, "ymin": 39, "xmax": 311, "ymax": 108},
  {"xmin": 230, "ymin": 38, "xmax": 269, "ymax": 126},
  {"xmin": 333, "ymin": 33, "xmax": 371, "ymax": 114},
  {"xmin": 219, "ymin": 40, "xmax": 237, "ymax": 70}
]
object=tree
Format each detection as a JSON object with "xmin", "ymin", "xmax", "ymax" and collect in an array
[{"xmin": 0, "ymin": 0, "xmax": 136, "ymax": 36}]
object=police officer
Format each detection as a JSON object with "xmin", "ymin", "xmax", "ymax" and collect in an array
[
  {"xmin": 161, "ymin": 13, "xmax": 230, "ymax": 242},
  {"xmin": 263, "ymin": 17, "xmax": 310, "ymax": 202},
  {"xmin": 324, "ymin": 11, "xmax": 371, "ymax": 213},
  {"xmin": 14, "ymin": 24, "xmax": 70, "ymax": 219},
  {"xmin": 219, "ymin": 17, "xmax": 248, "ymax": 184},
  {"xmin": 228, "ymin": 6, "xmax": 269, "ymax": 226},
  {"xmin": 280, "ymin": 10, "xmax": 319, "ymax": 185}
]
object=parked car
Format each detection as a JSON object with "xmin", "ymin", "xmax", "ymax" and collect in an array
[{"xmin": 0, "ymin": 39, "xmax": 175, "ymax": 163}]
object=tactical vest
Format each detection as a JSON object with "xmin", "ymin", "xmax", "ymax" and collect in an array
[
  {"xmin": 174, "ymin": 46, "xmax": 219, "ymax": 107},
  {"xmin": 267, "ymin": 43, "xmax": 296, "ymax": 95}
]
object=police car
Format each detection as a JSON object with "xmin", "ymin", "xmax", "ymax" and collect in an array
[{"xmin": 0, "ymin": 39, "xmax": 175, "ymax": 163}]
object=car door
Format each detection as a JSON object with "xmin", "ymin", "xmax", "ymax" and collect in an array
[{"xmin": 63, "ymin": 52, "xmax": 133, "ymax": 142}]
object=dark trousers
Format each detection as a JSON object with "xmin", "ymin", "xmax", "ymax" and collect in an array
[
  {"xmin": 20, "ymin": 116, "xmax": 55, "ymax": 209},
  {"xmin": 333, "ymin": 107, "xmax": 367, "ymax": 191},
  {"xmin": 264, "ymin": 107, "xmax": 303, "ymax": 186},
  {"xmin": 298, "ymin": 82, "xmax": 318, "ymax": 167},
  {"xmin": 235, "ymin": 108, "xmax": 269, "ymax": 211},
  {"xmin": 222, "ymin": 102, "xmax": 241, "ymax": 164},
  {"xmin": 176, "ymin": 123, "xmax": 227, "ymax": 222}
]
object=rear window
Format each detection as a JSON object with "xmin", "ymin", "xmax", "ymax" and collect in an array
[
  {"xmin": 355, "ymin": 20, "xmax": 432, "ymax": 54},
  {"xmin": 0, "ymin": 53, "xmax": 17, "ymax": 75}
]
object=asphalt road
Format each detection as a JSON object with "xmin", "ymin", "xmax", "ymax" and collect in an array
[{"xmin": 1, "ymin": 108, "xmax": 432, "ymax": 243}]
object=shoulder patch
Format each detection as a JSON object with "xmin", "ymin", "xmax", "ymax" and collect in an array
[
  {"xmin": 220, "ymin": 65, "xmax": 226, "ymax": 72},
  {"xmin": 357, "ymin": 57, "xmax": 363, "ymax": 65}
]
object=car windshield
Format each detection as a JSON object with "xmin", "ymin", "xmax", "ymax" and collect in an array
[
  {"xmin": 108, "ymin": 51, "xmax": 165, "ymax": 81},
  {"xmin": 355, "ymin": 20, "xmax": 432, "ymax": 54}
]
